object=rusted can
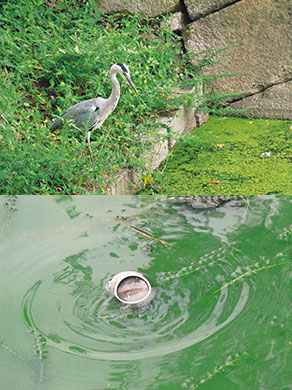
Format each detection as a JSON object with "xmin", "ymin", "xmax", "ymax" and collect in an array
[{"xmin": 106, "ymin": 271, "xmax": 154, "ymax": 306}]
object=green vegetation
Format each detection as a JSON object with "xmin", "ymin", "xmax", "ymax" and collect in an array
[
  {"xmin": 142, "ymin": 116, "xmax": 292, "ymax": 194},
  {"xmin": 2, "ymin": 1, "xmax": 289, "ymax": 195},
  {"xmin": 1, "ymin": 0, "xmax": 208, "ymax": 194}
]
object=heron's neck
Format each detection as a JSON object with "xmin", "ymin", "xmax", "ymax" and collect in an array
[{"xmin": 108, "ymin": 70, "xmax": 121, "ymax": 111}]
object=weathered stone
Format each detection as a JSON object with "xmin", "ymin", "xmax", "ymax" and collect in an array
[
  {"xmin": 144, "ymin": 127, "xmax": 169, "ymax": 171},
  {"xmin": 184, "ymin": 0, "xmax": 239, "ymax": 21},
  {"xmin": 173, "ymin": 195, "xmax": 245, "ymax": 209},
  {"xmin": 135, "ymin": 85, "xmax": 202, "ymax": 174},
  {"xmin": 185, "ymin": 0, "xmax": 292, "ymax": 119},
  {"xmin": 107, "ymin": 85, "xmax": 206, "ymax": 194},
  {"xmin": 161, "ymin": 11, "xmax": 184, "ymax": 31},
  {"xmin": 97, "ymin": 0, "xmax": 180, "ymax": 17},
  {"xmin": 195, "ymin": 110, "xmax": 209, "ymax": 126},
  {"xmin": 142, "ymin": 90, "xmax": 199, "ymax": 172},
  {"xmin": 228, "ymin": 80, "xmax": 292, "ymax": 120},
  {"xmin": 107, "ymin": 170, "xmax": 135, "ymax": 195}
]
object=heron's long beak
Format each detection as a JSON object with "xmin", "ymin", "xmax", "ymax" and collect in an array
[{"xmin": 126, "ymin": 76, "xmax": 138, "ymax": 95}]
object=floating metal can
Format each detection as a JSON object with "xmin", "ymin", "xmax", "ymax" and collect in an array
[{"xmin": 106, "ymin": 271, "xmax": 154, "ymax": 306}]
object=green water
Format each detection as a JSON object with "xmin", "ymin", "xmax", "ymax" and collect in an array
[{"xmin": 0, "ymin": 196, "xmax": 291, "ymax": 389}]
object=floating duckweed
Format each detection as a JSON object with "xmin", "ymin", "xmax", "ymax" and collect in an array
[{"xmin": 159, "ymin": 116, "xmax": 292, "ymax": 195}]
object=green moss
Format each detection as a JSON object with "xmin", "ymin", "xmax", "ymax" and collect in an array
[{"xmin": 155, "ymin": 116, "xmax": 292, "ymax": 195}]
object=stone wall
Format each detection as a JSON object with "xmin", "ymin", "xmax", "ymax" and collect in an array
[
  {"xmin": 97, "ymin": 0, "xmax": 180, "ymax": 17},
  {"xmin": 97, "ymin": 0, "xmax": 292, "ymax": 120},
  {"xmin": 184, "ymin": 0, "xmax": 292, "ymax": 120}
]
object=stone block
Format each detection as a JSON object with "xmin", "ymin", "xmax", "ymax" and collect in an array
[
  {"xmin": 184, "ymin": 0, "xmax": 292, "ymax": 119},
  {"xmin": 107, "ymin": 84, "xmax": 205, "ymax": 194},
  {"xmin": 228, "ymin": 80, "xmax": 292, "ymax": 120},
  {"xmin": 97, "ymin": 0, "xmax": 180, "ymax": 17},
  {"xmin": 184, "ymin": 0, "xmax": 239, "ymax": 21},
  {"xmin": 161, "ymin": 11, "xmax": 184, "ymax": 31},
  {"xmin": 144, "ymin": 127, "xmax": 169, "ymax": 171},
  {"xmin": 107, "ymin": 170, "xmax": 135, "ymax": 195}
]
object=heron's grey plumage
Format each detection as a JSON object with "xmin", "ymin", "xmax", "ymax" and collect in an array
[
  {"xmin": 49, "ymin": 63, "xmax": 138, "ymax": 163},
  {"xmin": 49, "ymin": 97, "xmax": 104, "ymax": 132}
]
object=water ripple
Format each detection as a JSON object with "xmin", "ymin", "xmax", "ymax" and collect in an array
[{"xmin": 21, "ymin": 269, "xmax": 250, "ymax": 361}]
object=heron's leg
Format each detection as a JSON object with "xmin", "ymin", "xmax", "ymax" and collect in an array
[{"xmin": 87, "ymin": 131, "xmax": 95, "ymax": 165}]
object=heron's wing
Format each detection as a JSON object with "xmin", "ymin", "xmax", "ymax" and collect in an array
[
  {"xmin": 49, "ymin": 98, "xmax": 103, "ymax": 131},
  {"xmin": 49, "ymin": 117, "xmax": 63, "ymax": 131}
]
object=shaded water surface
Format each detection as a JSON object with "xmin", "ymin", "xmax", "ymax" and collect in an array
[{"xmin": 0, "ymin": 196, "xmax": 291, "ymax": 389}]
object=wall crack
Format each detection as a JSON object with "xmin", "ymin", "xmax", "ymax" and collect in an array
[
  {"xmin": 227, "ymin": 77, "xmax": 292, "ymax": 104},
  {"xmin": 182, "ymin": 0, "xmax": 244, "ymax": 23}
]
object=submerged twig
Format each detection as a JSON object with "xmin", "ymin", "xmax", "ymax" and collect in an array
[
  {"xmin": 162, "ymin": 262, "xmax": 208, "ymax": 281},
  {"xmin": 116, "ymin": 216, "xmax": 169, "ymax": 246},
  {"xmin": 187, "ymin": 354, "xmax": 244, "ymax": 389},
  {"xmin": 214, "ymin": 260, "xmax": 288, "ymax": 295},
  {"xmin": 0, "ymin": 340, "xmax": 25, "ymax": 361}
]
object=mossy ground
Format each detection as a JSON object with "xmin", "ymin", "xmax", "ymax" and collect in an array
[{"xmin": 152, "ymin": 116, "xmax": 292, "ymax": 195}]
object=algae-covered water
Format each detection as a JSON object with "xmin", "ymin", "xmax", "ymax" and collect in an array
[
  {"xmin": 0, "ymin": 196, "xmax": 291, "ymax": 389},
  {"xmin": 157, "ymin": 116, "xmax": 292, "ymax": 195}
]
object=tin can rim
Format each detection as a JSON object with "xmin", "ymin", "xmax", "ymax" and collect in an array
[{"xmin": 113, "ymin": 271, "xmax": 152, "ymax": 305}]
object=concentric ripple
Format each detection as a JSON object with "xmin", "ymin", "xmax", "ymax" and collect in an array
[
  {"xmin": 20, "ymin": 197, "xmax": 291, "ymax": 363},
  {"xmin": 22, "ymin": 262, "xmax": 250, "ymax": 361}
]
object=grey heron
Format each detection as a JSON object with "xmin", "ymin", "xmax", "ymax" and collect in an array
[{"xmin": 49, "ymin": 63, "xmax": 138, "ymax": 163}]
